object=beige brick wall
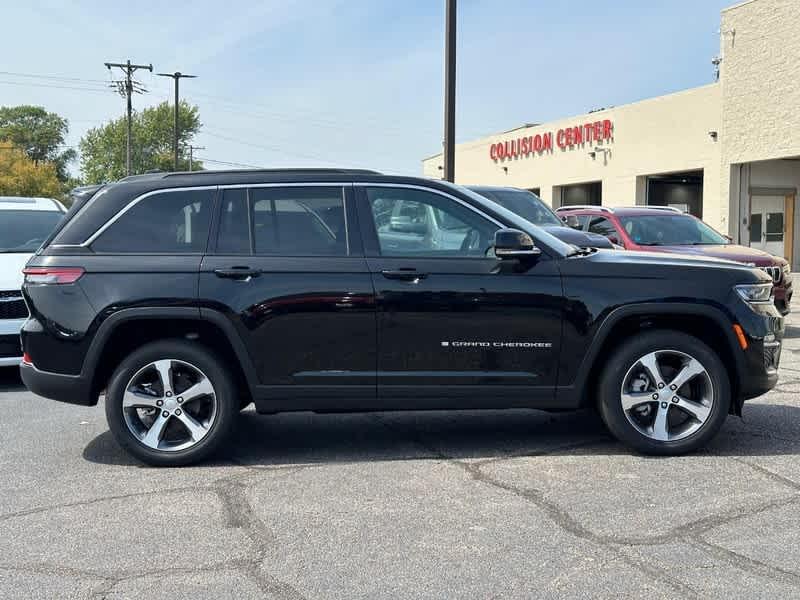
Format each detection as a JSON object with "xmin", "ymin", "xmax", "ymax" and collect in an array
[
  {"xmin": 720, "ymin": 0, "xmax": 800, "ymax": 165},
  {"xmin": 719, "ymin": 0, "xmax": 800, "ymax": 237}
]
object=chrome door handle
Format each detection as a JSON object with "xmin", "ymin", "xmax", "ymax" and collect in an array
[
  {"xmin": 214, "ymin": 267, "xmax": 261, "ymax": 280},
  {"xmin": 380, "ymin": 269, "xmax": 428, "ymax": 282}
]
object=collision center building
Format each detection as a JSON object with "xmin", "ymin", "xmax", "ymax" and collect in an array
[{"xmin": 422, "ymin": 0, "xmax": 800, "ymax": 270}]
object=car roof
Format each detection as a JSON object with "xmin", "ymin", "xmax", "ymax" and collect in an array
[
  {"xmin": 468, "ymin": 185, "xmax": 527, "ymax": 192},
  {"xmin": 555, "ymin": 206, "xmax": 689, "ymax": 217},
  {"xmin": 117, "ymin": 168, "xmax": 383, "ymax": 185},
  {"xmin": 0, "ymin": 196, "xmax": 65, "ymax": 212}
]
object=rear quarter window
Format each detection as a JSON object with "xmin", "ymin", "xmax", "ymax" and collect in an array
[{"xmin": 90, "ymin": 189, "xmax": 215, "ymax": 253}]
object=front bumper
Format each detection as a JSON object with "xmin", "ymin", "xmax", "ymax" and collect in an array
[
  {"xmin": 0, "ymin": 319, "xmax": 25, "ymax": 367},
  {"xmin": 19, "ymin": 362, "xmax": 94, "ymax": 406},
  {"xmin": 735, "ymin": 302, "xmax": 784, "ymax": 404}
]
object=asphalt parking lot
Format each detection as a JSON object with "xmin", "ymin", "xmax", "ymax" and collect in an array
[{"xmin": 0, "ymin": 311, "xmax": 799, "ymax": 599}]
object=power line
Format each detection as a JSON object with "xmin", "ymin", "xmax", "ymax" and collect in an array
[
  {"xmin": 201, "ymin": 130, "xmax": 340, "ymax": 164},
  {"xmin": 0, "ymin": 70, "xmax": 415, "ymax": 140},
  {"xmin": 0, "ymin": 70, "xmax": 109, "ymax": 84},
  {"xmin": 187, "ymin": 145, "xmax": 205, "ymax": 171},
  {"xmin": 194, "ymin": 156, "xmax": 265, "ymax": 169},
  {"xmin": 0, "ymin": 80, "xmax": 111, "ymax": 94}
]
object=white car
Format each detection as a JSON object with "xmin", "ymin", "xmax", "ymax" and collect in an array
[{"xmin": 0, "ymin": 196, "xmax": 66, "ymax": 366}]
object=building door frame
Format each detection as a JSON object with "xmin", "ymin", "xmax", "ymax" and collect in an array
[{"xmin": 749, "ymin": 186, "xmax": 797, "ymax": 267}]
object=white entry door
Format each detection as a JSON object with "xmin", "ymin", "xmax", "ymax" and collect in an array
[{"xmin": 750, "ymin": 196, "xmax": 785, "ymax": 257}]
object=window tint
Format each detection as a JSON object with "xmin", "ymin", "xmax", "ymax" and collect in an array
[
  {"xmin": 366, "ymin": 187, "xmax": 499, "ymax": 257},
  {"xmin": 473, "ymin": 189, "xmax": 561, "ymax": 227},
  {"xmin": 588, "ymin": 217, "xmax": 617, "ymax": 237},
  {"xmin": 765, "ymin": 212, "xmax": 784, "ymax": 242},
  {"xmin": 0, "ymin": 210, "xmax": 63, "ymax": 253},
  {"xmin": 618, "ymin": 215, "xmax": 728, "ymax": 246},
  {"xmin": 217, "ymin": 189, "xmax": 250, "ymax": 254},
  {"xmin": 91, "ymin": 189, "xmax": 214, "ymax": 253},
  {"xmin": 250, "ymin": 187, "xmax": 346, "ymax": 256},
  {"xmin": 750, "ymin": 214, "xmax": 762, "ymax": 243}
]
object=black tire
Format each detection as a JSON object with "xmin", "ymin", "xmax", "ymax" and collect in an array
[
  {"xmin": 597, "ymin": 330, "xmax": 730, "ymax": 455},
  {"xmin": 105, "ymin": 339, "xmax": 238, "ymax": 467}
]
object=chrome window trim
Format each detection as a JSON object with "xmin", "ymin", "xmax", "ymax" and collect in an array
[
  {"xmin": 353, "ymin": 182, "xmax": 505, "ymax": 229},
  {"xmin": 73, "ymin": 182, "xmax": 353, "ymax": 249},
  {"xmin": 81, "ymin": 185, "xmax": 218, "ymax": 248}
]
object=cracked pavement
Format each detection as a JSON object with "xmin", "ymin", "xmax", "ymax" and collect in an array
[{"xmin": 1, "ymin": 310, "xmax": 799, "ymax": 599}]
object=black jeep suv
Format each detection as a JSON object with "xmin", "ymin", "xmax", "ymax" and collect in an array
[{"xmin": 20, "ymin": 169, "xmax": 783, "ymax": 466}]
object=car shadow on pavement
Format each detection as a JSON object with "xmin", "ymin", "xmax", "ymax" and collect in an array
[
  {"xmin": 82, "ymin": 401, "xmax": 800, "ymax": 468},
  {"xmin": 0, "ymin": 368, "xmax": 25, "ymax": 393}
]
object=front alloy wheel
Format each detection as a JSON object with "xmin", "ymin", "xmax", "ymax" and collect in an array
[
  {"xmin": 598, "ymin": 330, "xmax": 730, "ymax": 455},
  {"xmin": 620, "ymin": 350, "xmax": 713, "ymax": 442}
]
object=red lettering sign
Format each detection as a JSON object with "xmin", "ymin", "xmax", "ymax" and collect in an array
[{"xmin": 489, "ymin": 121, "xmax": 610, "ymax": 160}]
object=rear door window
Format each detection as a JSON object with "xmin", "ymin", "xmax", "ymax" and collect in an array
[
  {"xmin": 91, "ymin": 189, "xmax": 215, "ymax": 253},
  {"xmin": 213, "ymin": 186, "xmax": 349, "ymax": 256}
]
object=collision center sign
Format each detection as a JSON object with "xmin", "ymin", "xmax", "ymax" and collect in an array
[{"xmin": 489, "ymin": 119, "xmax": 613, "ymax": 161}]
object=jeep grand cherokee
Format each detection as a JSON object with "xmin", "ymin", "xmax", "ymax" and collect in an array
[{"xmin": 20, "ymin": 169, "xmax": 783, "ymax": 466}]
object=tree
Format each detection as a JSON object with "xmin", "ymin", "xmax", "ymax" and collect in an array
[
  {"xmin": 0, "ymin": 105, "xmax": 76, "ymax": 181},
  {"xmin": 0, "ymin": 142, "xmax": 62, "ymax": 198},
  {"xmin": 79, "ymin": 101, "xmax": 203, "ymax": 183}
]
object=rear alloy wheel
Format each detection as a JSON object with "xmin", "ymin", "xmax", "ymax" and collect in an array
[
  {"xmin": 106, "ymin": 340, "xmax": 238, "ymax": 466},
  {"xmin": 122, "ymin": 359, "xmax": 217, "ymax": 452},
  {"xmin": 598, "ymin": 331, "xmax": 730, "ymax": 455}
]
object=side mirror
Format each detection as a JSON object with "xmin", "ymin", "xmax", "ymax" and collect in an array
[
  {"xmin": 494, "ymin": 228, "xmax": 541, "ymax": 259},
  {"xmin": 607, "ymin": 235, "xmax": 620, "ymax": 245},
  {"xmin": 564, "ymin": 215, "xmax": 582, "ymax": 230}
]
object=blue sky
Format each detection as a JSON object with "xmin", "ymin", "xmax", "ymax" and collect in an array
[{"xmin": 1, "ymin": 0, "xmax": 732, "ymax": 177}]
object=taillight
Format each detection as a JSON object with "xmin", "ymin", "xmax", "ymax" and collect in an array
[
  {"xmin": 23, "ymin": 267, "xmax": 84, "ymax": 284},
  {"xmin": 22, "ymin": 352, "xmax": 33, "ymax": 366}
]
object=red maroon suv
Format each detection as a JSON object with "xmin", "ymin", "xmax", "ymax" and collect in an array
[{"xmin": 556, "ymin": 205, "xmax": 793, "ymax": 314}]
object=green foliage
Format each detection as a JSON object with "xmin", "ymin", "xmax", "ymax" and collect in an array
[
  {"xmin": 79, "ymin": 101, "xmax": 203, "ymax": 184},
  {"xmin": 0, "ymin": 105, "xmax": 75, "ymax": 181}
]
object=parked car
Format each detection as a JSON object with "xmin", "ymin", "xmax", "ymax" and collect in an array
[
  {"xmin": 469, "ymin": 186, "xmax": 615, "ymax": 249},
  {"xmin": 556, "ymin": 205, "xmax": 793, "ymax": 314},
  {"xmin": 20, "ymin": 170, "xmax": 783, "ymax": 465},
  {"xmin": 0, "ymin": 196, "xmax": 65, "ymax": 367}
]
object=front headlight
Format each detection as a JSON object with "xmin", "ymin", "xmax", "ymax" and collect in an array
[{"xmin": 734, "ymin": 283, "xmax": 774, "ymax": 305}]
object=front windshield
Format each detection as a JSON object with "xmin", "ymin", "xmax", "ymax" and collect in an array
[
  {"xmin": 446, "ymin": 183, "xmax": 577, "ymax": 257},
  {"xmin": 619, "ymin": 214, "xmax": 728, "ymax": 246},
  {"xmin": 471, "ymin": 189, "xmax": 563, "ymax": 227},
  {"xmin": 0, "ymin": 210, "xmax": 64, "ymax": 253}
]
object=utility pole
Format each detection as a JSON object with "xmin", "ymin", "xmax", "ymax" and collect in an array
[
  {"xmin": 157, "ymin": 72, "xmax": 197, "ymax": 171},
  {"xmin": 105, "ymin": 60, "xmax": 152, "ymax": 176},
  {"xmin": 443, "ymin": 0, "xmax": 457, "ymax": 182},
  {"xmin": 187, "ymin": 145, "xmax": 205, "ymax": 171}
]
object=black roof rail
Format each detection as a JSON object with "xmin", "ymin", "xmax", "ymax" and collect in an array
[
  {"xmin": 161, "ymin": 168, "xmax": 382, "ymax": 178},
  {"xmin": 555, "ymin": 205, "xmax": 613, "ymax": 213}
]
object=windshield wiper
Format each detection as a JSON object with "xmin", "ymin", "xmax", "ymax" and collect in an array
[{"xmin": 637, "ymin": 242, "xmax": 664, "ymax": 246}]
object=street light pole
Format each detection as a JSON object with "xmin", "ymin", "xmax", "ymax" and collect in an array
[
  {"xmin": 157, "ymin": 71, "xmax": 197, "ymax": 171},
  {"xmin": 443, "ymin": 0, "xmax": 457, "ymax": 182}
]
